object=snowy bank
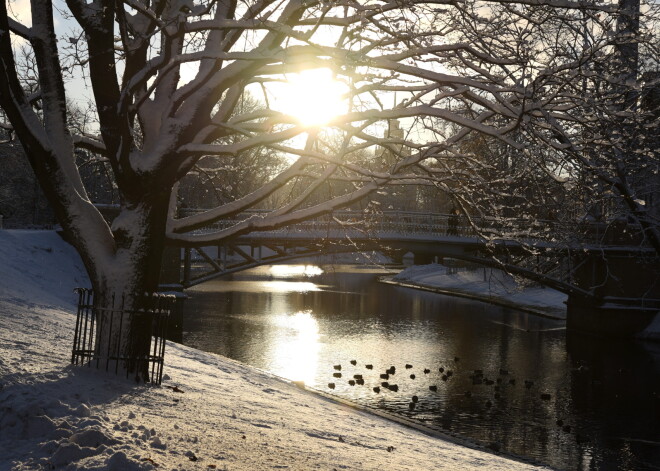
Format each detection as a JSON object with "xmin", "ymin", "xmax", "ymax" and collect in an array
[
  {"xmin": 385, "ymin": 264, "xmax": 567, "ymax": 319},
  {"xmin": 0, "ymin": 231, "xmax": 549, "ymax": 470}
]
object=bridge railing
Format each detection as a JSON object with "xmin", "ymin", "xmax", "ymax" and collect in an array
[
  {"xmin": 175, "ymin": 209, "xmax": 647, "ymax": 247},
  {"xmin": 177, "ymin": 209, "xmax": 478, "ymax": 238}
]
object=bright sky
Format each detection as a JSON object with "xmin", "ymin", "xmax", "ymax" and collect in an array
[
  {"xmin": 7, "ymin": 0, "xmax": 31, "ymax": 26},
  {"xmin": 269, "ymin": 68, "xmax": 350, "ymax": 127}
]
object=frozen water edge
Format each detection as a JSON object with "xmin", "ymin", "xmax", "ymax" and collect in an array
[
  {"xmin": 384, "ymin": 264, "xmax": 568, "ymax": 320},
  {"xmin": 0, "ymin": 230, "xmax": 550, "ymax": 470}
]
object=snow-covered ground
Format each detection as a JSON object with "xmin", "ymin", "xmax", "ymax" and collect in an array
[
  {"xmin": 386, "ymin": 264, "xmax": 567, "ymax": 319},
  {"xmin": 0, "ymin": 230, "xmax": 549, "ymax": 470}
]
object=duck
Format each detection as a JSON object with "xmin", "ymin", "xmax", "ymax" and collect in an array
[
  {"xmin": 328, "ymin": 383, "xmax": 335, "ymax": 389},
  {"xmin": 333, "ymin": 365, "xmax": 341, "ymax": 371},
  {"xmin": 350, "ymin": 360, "xmax": 357, "ymax": 366},
  {"xmin": 373, "ymin": 386, "xmax": 380, "ymax": 393}
]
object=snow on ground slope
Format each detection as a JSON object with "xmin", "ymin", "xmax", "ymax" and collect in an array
[
  {"xmin": 389, "ymin": 264, "xmax": 567, "ymax": 319},
  {"xmin": 0, "ymin": 230, "xmax": 549, "ymax": 470}
]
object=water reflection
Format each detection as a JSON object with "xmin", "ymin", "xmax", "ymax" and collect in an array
[
  {"xmin": 192, "ymin": 280, "xmax": 321, "ymax": 294},
  {"xmin": 182, "ymin": 264, "xmax": 660, "ymax": 470},
  {"xmin": 267, "ymin": 310, "xmax": 320, "ymax": 385},
  {"xmin": 270, "ymin": 264, "xmax": 324, "ymax": 278}
]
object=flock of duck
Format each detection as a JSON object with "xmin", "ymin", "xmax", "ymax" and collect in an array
[{"xmin": 326, "ymin": 358, "xmax": 574, "ymax": 434}]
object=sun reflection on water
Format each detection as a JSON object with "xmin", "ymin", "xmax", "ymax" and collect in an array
[
  {"xmin": 266, "ymin": 310, "xmax": 321, "ymax": 385},
  {"xmin": 260, "ymin": 281, "xmax": 320, "ymax": 293},
  {"xmin": 269, "ymin": 265, "xmax": 324, "ymax": 278}
]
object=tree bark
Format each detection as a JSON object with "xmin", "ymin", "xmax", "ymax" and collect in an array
[{"xmin": 90, "ymin": 192, "xmax": 171, "ymax": 381}]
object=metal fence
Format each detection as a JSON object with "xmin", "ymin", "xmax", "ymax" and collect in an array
[{"xmin": 71, "ymin": 288, "xmax": 174, "ymax": 385}]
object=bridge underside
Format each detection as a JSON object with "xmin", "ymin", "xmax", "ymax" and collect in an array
[
  {"xmin": 162, "ymin": 234, "xmax": 660, "ymax": 339},
  {"xmin": 166, "ymin": 235, "xmax": 633, "ymax": 296}
]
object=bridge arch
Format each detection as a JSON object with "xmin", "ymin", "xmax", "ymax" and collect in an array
[
  {"xmin": 173, "ymin": 237, "xmax": 591, "ymax": 300},
  {"xmin": 166, "ymin": 210, "xmax": 659, "ymax": 338}
]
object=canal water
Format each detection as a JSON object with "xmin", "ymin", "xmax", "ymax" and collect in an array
[{"xmin": 181, "ymin": 264, "xmax": 660, "ymax": 470}]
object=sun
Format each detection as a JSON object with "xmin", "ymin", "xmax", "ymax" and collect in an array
[{"xmin": 277, "ymin": 68, "xmax": 348, "ymax": 127}]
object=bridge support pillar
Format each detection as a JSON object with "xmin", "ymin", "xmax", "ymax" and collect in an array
[
  {"xmin": 413, "ymin": 252, "xmax": 435, "ymax": 265},
  {"xmin": 217, "ymin": 245, "xmax": 227, "ymax": 267},
  {"xmin": 158, "ymin": 246, "xmax": 186, "ymax": 343},
  {"xmin": 159, "ymin": 246, "xmax": 182, "ymax": 287},
  {"xmin": 566, "ymin": 296, "xmax": 659, "ymax": 339},
  {"xmin": 183, "ymin": 248, "xmax": 192, "ymax": 286},
  {"xmin": 567, "ymin": 253, "xmax": 660, "ymax": 339}
]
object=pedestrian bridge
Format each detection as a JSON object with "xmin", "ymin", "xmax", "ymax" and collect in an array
[
  {"xmin": 170, "ymin": 210, "xmax": 653, "ymax": 300},
  {"xmin": 161, "ymin": 208, "xmax": 660, "ymax": 338}
]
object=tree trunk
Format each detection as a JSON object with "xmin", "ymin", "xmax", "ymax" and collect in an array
[{"xmin": 90, "ymin": 193, "xmax": 171, "ymax": 382}]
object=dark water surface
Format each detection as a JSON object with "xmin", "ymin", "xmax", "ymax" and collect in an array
[{"xmin": 182, "ymin": 264, "xmax": 660, "ymax": 470}]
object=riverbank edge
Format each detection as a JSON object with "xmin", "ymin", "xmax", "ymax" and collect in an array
[
  {"xmin": 239, "ymin": 358, "xmax": 556, "ymax": 470},
  {"xmin": 379, "ymin": 276, "xmax": 567, "ymax": 320}
]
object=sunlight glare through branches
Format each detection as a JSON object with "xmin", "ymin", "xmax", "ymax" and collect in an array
[{"xmin": 276, "ymin": 68, "xmax": 348, "ymax": 127}]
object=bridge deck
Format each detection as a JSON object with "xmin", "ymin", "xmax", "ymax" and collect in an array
[{"xmin": 180, "ymin": 209, "xmax": 650, "ymax": 252}]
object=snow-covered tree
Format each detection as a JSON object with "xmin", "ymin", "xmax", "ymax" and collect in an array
[{"xmin": 1, "ymin": 0, "xmax": 657, "ymax": 379}]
